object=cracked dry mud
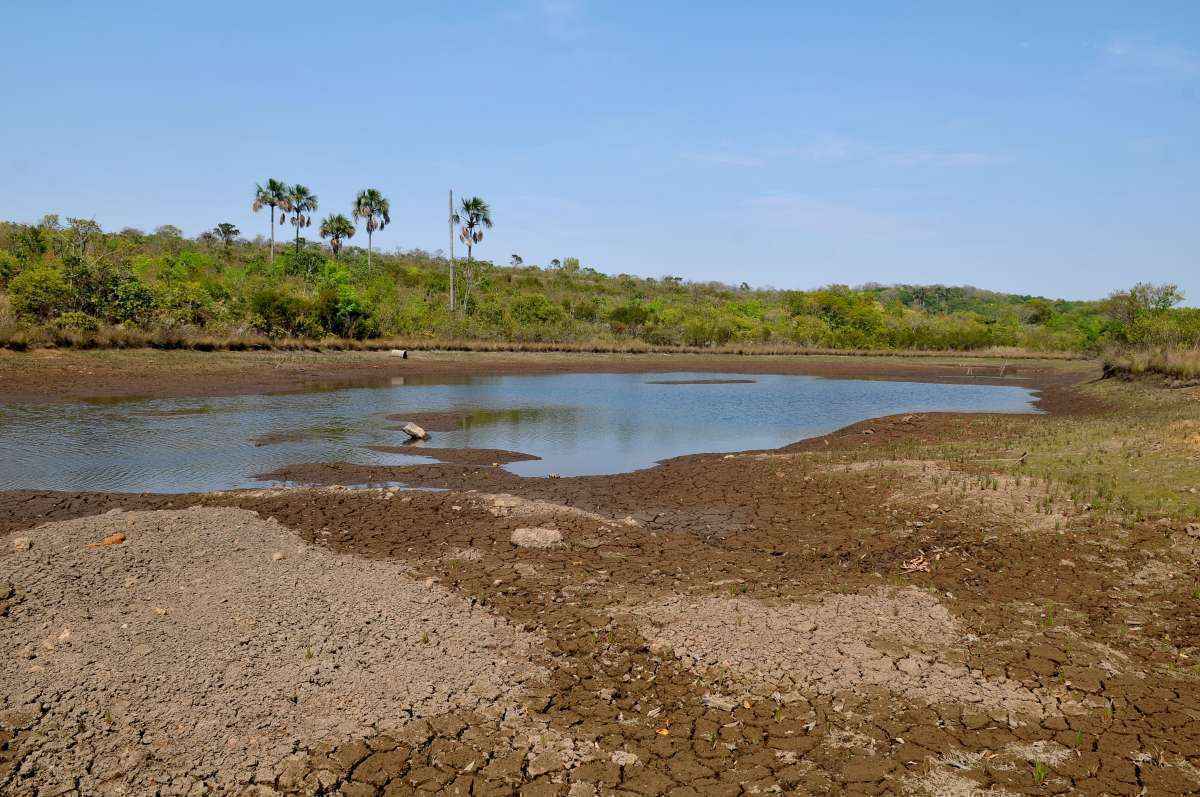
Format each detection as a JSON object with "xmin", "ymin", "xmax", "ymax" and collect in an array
[
  {"xmin": 1, "ymin": 507, "xmax": 544, "ymax": 794},
  {"xmin": 4, "ymin": 366, "xmax": 1200, "ymax": 795}
]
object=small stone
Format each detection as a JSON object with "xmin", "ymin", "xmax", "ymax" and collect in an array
[
  {"xmin": 12, "ymin": 537, "xmax": 32, "ymax": 552},
  {"xmin": 401, "ymin": 422, "xmax": 428, "ymax": 440},
  {"xmin": 272, "ymin": 552, "xmax": 285, "ymax": 561},
  {"xmin": 511, "ymin": 528, "xmax": 563, "ymax": 548},
  {"xmin": 702, "ymin": 692, "xmax": 738, "ymax": 711},
  {"xmin": 610, "ymin": 750, "xmax": 639, "ymax": 768}
]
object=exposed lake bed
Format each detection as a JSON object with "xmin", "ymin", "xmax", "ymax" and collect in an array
[{"xmin": 3, "ymin": 351, "xmax": 1199, "ymax": 795}]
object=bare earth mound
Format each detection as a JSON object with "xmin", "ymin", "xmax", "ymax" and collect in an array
[
  {"xmin": 1, "ymin": 507, "xmax": 546, "ymax": 793},
  {"xmin": 633, "ymin": 587, "xmax": 1051, "ymax": 718}
]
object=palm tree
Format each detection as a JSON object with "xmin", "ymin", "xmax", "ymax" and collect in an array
[
  {"xmin": 285, "ymin": 184, "xmax": 318, "ymax": 254},
  {"xmin": 213, "ymin": 223, "xmax": 240, "ymax": 250},
  {"xmin": 251, "ymin": 179, "xmax": 289, "ymax": 264},
  {"xmin": 454, "ymin": 196, "xmax": 493, "ymax": 309},
  {"xmin": 319, "ymin": 214, "xmax": 355, "ymax": 259},
  {"xmin": 352, "ymin": 188, "xmax": 390, "ymax": 270}
]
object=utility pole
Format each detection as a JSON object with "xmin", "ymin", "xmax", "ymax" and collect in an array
[{"xmin": 448, "ymin": 189, "xmax": 456, "ymax": 313}]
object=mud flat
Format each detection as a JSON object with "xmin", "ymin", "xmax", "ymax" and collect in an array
[{"xmin": 4, "ymin": 353, "xmax": 1200, "ymax": 794}]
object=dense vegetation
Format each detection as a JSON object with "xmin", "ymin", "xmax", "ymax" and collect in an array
[{"xmin": 1, "ymin": 211, "xmax": 1197, "ymax": 358}]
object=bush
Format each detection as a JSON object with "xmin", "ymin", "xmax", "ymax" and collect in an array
[
  {"xmin": 9, "ymin": 267, "xmax": 72, "ymax": 320},
  {"xmin": 250, "ymin": 288, "xmax": 315, "ymax": 337},
  {"xmin": 60, "ymin": 255, "xmax": 156, "ymax": 324},
  {"xmin": 314, "ymin": 286, "xmax": 377, "ymax": 340},
  {"xmin": 54, "ymin": 311, "xmax": 100, "ymax": 333},
  {"xmin": 0, "ymin": 251, "xmax": 19, "ymax": 286},
  {"xmin": 608, "ymin": 301, "xmax": 652, "ymax": 332},
  {"xmin": 511, "ymin": 293, "xmax": 565, "ymax": 326},
  {"xmin": 156, "ymin": 281, "xmax": 217, "ymax": 326},
  {"xmin": 683, "ymin": 317, "xmax": 735, "ymax": 347},
  {"xmin": 789, "ymin": 315, "xmax": 830, "ymax": 346},
  {"xmin": 279, "ymin": 248, "xmax": 327, "ymax": 279}
]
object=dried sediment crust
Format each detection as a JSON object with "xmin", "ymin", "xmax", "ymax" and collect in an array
[
  {"xmin": 479, "ymin": 493, "xmax": 639, "ymax": 527},
  {"xmin": 1, "ymin": 507, "xmax": 546, "ymax": 793},
  {"xmin": 633, "ymin": 587, "xmax": 1049, "ymax": 717}
]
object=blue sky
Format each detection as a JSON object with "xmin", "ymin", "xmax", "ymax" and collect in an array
[{"xmin": 2, "ymin": 2, "xmax": 1197, "ymax": 301}]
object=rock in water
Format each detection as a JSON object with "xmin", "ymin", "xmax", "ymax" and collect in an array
[
  {"xmin": 510, "ymin": 528, "xmax": 563, "ymax": 548},
  {"xmin": 401, "ymin": 422, "xmax": 428, "ymax": 440},
  {"xmin": 389, "ymin": 349, "xmax": 408, "ymax": 359}
]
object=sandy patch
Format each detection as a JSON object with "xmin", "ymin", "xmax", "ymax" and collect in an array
[
  {"xmin": 1, "ymin": 507, "xmax": 546, "ymax": 793},
  {"xmin": 823, "ymin": 460, "xmax": 1074, "ymax": 531},
  {"xmin": 632, "ymin": 587, "xmax": 1047, "ymax": 716},
  {"xmin": 479, "ymin": 493, "xmax": 638, "ymax": 527}
]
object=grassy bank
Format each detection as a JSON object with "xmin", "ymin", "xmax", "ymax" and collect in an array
[
  {"xmin": 856, "ymin": 374, "xmax": 1200, "ymax": 521},
  {"xmin": 0, "ymin": 320, "xmax": 1085, "ymax": 360},
  {"xmin": 1104, "ymin": 346, "xmax": 1200, "ymax": 382}
]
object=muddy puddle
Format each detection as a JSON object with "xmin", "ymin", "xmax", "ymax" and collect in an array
[{"xmin": 0, "ymin": 371, "xmax": 1038, "ymax": 491}]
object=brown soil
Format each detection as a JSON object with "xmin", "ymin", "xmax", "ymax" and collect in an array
[{"xmin": 8, "ymin": 355, "xmax": 1200, "ymax": 795}]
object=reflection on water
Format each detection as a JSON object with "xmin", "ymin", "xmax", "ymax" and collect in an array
[{"xmin": 0, "ymin": 372, "xmax": 1039, "ymax": 493}]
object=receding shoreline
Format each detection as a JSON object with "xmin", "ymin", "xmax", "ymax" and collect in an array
[{"xmin": 0, "ymin": 347, "xmax": 1091, "ymax": 404}]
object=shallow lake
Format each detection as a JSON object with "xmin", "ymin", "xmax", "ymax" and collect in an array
[{"xmin": 0, "ymin": 372, "xmax": 1039, "ymax": 492}]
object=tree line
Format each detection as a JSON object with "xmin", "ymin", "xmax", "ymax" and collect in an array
[
  {"xmin": 243, "ymin": 179, "xmax": 491, "ymax": 301},
  {"xmin": 0, "ymin": 207, "xmax": 1196, "ymax": 353}
]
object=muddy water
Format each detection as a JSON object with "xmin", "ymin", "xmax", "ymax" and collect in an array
[{"xmin": 0, "ymin": 371, "xmax": 1037, "ymax": 492}]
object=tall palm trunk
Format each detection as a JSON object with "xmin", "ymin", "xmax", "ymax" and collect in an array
[
  {"xmin": 367, "ymin": 228, "xmax": 373, "ymax": 271},
  {"xmin": 269, "ymin": 206, "xmax": 276, "ymax": 264},
  {"xmin": 464, "ymin": 244, "xmax": 474, "ymax": 308}
]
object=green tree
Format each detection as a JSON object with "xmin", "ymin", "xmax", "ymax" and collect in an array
[
  {"xmin": 251, "ymin": 179, "xmax": 290, "ymax": 264},
  {"xmin": 351, "ymin": 188, "xmax": 390, "ymax": 270},
  {"xmin": 319, "ymin": 214, "xmax": 356, "ymax": 259},
  {"xmin": 213, "ymin": 223, "xmax": 240, "ymax": 250},
  {"xmin": 285, "ymin": 184, "xmax": 318, "ymax": 255},
  {"xmin": 453, "ymin": 196, "xmax": 492, "ymax": 308},
  {"xmin": 65, "ymin": 218, "xmax": 102, "ymax": 257},
  {"xmin": 9, "ymin": 267, "xmax": 73, "ymax": 320}
]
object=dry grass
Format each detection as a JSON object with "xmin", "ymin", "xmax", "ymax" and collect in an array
[
  {"xmin": 1105, "ymin": 346, "xmax": 1200, "ymax": 382},
  {"xmin": 0, "ymin": 321, "xmax": 1083, "ymax": 359}
]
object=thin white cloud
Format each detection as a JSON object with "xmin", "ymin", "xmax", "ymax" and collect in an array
[
  {"xmin": 681, "ymin": 136, "xmax": 1002, "ymax": 169},
  {"xmin": 680, "ymin": 151, "xmax": 766, "ymax": 168},
  {"xmin": 744, "ymin": 194, "xmax": 935, "ymax": 241},
  {"xmin": 1104, "ymin": 38, "xmax": 1199, "ymax": 79}
]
